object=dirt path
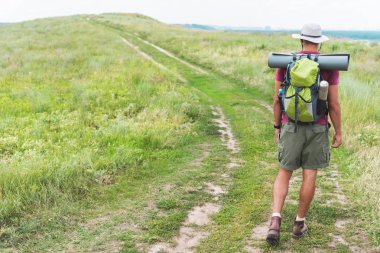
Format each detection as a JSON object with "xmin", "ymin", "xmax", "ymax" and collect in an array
[
  {"xmin": 120, "ymin": 37, "xmax": 187, "ymax": 83},
  {"xmin": 128, "ymin": 33, "xmax": 209, "ymax": 75},
  {"xmin": 119, "ymin": 34, "xmax": 243, "ymax": 252},
  {"xmin": 147, "ymin": 105, "xmax": 241, "ymax": 253}
]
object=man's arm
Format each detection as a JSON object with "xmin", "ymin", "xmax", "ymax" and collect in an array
[
  {"xmin": 274, "ymin": 81, "xmax": 282, "ymax": 142},
  {"xmin": 328, "ymin": 85, "xmax": 342, "ymax": 148}
]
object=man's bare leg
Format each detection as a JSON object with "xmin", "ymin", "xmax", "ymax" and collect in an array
[
  {"xmin": 297, "ymin": 169, "xmax": 318, "ymax": 218},
  {"xmin": 267, "ymin": 167, "xmax": 293, "ymax": 245},
  {"xmin": 272, "ymin": 167, "xmax": 293, "ymax": 213},
  {"xmin": 292, "ymin": 169, "xmax": 318, "ymax": 238}
]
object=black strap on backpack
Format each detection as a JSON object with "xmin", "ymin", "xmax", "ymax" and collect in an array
[
  {"xmin": 293, "ymin": 54, "xmax": 302, "ymax": 132},
  {"xmin": 292, "ymin": 52, "xmax": 297, "ymax": 61},
  {"xmin": 294, "ymin": 88, "xmax": 299, "ymax": 132},
  {"xmin": 314, "ymin": 54, "xmax": 319, "ymax": 62},
  {"xmin": 284, "ymin": 53, "xmax": 298, "ymax": 85}
]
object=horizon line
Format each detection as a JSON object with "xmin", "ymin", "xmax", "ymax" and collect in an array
[{"xmin": 1, "ymin": 13, "xmax": 380, "ymax": 31}]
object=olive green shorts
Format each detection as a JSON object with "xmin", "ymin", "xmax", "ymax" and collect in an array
[{"xmin": 278, "ymin": 122, "xmax": 330, "ymax": 170}]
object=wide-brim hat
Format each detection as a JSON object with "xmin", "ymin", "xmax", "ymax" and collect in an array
[{"xmin": 292, "ymin": 23, "xmax": 329, "ymax": 44}]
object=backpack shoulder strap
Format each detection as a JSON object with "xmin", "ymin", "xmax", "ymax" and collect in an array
[
  {"xmin": 284, "ymin": 53, "xmax": 298, "ymax": 85},
  {"xmin": 314, "ymin": 54, "xmax": 321, "ymax": 84},
  {"xmin": 314, "ymin": 54, "xmax": 319, "ymax": 62},
  {"xmin": 284, "ymin": 62, "xmax": 292, "ymax": 85},
  {"xmin": 292, "ymin": 52, "xmax": 297, "ymax": 61}
]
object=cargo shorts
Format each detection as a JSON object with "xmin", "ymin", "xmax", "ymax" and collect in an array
[{"xmin": 278, "ymin": 122, "xmax": 330, "ymax": 170}]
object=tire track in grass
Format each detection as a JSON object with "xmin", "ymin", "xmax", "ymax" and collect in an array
[
  {"xmin": 120, "ymin": 37, "xmax": 187, "ymax": 83},
  {"xmin": 118, "ymin": 32, "xmax": 244, "ymax": 252},
  {"xmin": 128, "ymin": 32, "xmax": 209, "ymax": 75},
  {"xmin": 130, "ymin": 32, "xmax": 275, "ymax": 115},
  {"xmin": 255, "ymin": 100, "xmax": 273, "ymax": 114},
  {"xmin": 323, "ymin": 165, "xmax": 379, "ymax": 252},
  {"xmin": 148, "ymin": 105, "xmax": 241, "ymax": 253}
]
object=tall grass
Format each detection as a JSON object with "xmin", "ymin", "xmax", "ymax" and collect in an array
[
  {"xmin": 96, "ymin": 13, "xmax": 380, "ymax": 242},
  {"xmin": 0, "ymin": 16, "xmax": 209, "ymax": 223}
]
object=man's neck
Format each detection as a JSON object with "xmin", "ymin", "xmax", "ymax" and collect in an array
[{"xmin": 302, "ymin": 46, "xmax": 319, "ymax": 52}]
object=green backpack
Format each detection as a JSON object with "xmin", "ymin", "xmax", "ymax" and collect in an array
[{"xmin": 280, "ymin": 54, "xmax": 327, "ymax": 129}]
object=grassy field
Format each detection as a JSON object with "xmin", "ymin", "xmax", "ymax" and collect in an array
[
  {"xmin": 0, "ymin": 13, "xmax": 378, "ymax": 252},
  {"xmin": 95, "ymin": 13, "xmax": 380, "ymax": 244},
  {"xmin": 0, "ymin": 15, "xmax": 217, "ymax": 248}
]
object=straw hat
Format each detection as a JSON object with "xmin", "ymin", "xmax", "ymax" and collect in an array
[{"xmin": 292, "ymin": 23, "xmax": 329, "ymax": 44}]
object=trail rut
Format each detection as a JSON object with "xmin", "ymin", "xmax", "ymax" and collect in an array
[
  {"xmin": 129, "ymin": 33, "xmax": 209, "ymax": 75},
  {"xmin": 148, "ymin": 105, "xmax": 241, "ymax": 253},
  {"xmin": 120, "ymin": 32, "xmax": 243, "ymax": 252},
  {"xmin": 121, "ymin": 37, "xmax": 187, "ymax": 82}
]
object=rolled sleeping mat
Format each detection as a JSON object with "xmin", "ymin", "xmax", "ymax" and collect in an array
[{"xmin": 268, "ymin": 53, "xmax": 350, "ymax": 71}]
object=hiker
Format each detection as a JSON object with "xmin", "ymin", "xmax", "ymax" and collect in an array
[{"xmin": 266, "ymin": 23, "xmax": 342, "ymax": 245}]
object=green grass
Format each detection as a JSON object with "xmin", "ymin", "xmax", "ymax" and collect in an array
[
  {"xmin": 0, "ymin": 15, "xmax": 217, "ymax": 250},
  {"xmin": 91, "ymin": 19, "xmax": 363, "ymax": 252},
  {"xmin": 94, "ymin": 13, "xmax": 380, "ymax": 246},
  {"xmin": 0, "ymin": 13, "xmax": 379, "ymax": 252}
]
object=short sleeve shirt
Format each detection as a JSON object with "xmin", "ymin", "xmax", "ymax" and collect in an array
[{"xmin": 275, "ymin": 50, "xmax": 339, "ymax": 125}]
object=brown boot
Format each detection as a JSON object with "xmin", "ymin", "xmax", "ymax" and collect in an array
[
  {"xmin": 266, "ymin": 216, "xmax": 281, "ymax": 246},
  {"xmin": 292, "ymin": 219, "xmax": 308, "ymax": 239}
]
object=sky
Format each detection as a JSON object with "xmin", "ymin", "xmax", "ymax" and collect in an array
[{"xmin": 1, "ymin": 0, "xmax": 379, "ymax": 30}]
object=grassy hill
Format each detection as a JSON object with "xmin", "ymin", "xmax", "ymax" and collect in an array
[{"xmin": 0, "ymin": 13, "xmax": 378, "ymax": 252}]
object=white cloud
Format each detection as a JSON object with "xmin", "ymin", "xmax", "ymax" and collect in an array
[{"xmin": 0, "ymin": 0, "xmax": 379, "ymax": 30}]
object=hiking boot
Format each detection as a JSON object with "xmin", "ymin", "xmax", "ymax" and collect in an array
[
  {"xmin": 266, "ymin": 216, "xmax": 281, "ymax": 246},
  {"xmin": 292, "ymin": 219, "xmax": 308, "ymax": 239}
]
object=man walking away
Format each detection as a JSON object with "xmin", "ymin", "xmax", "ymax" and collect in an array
[{"xmin": 266, "ymin": 23, "xmax": 342, "ymax": 246}]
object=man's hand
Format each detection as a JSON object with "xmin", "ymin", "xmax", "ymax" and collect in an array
[
  {"xmin": 328, "ymin": 85, "xmax": 342, "ymax": 149},
  {"xmin": 332, "ymin": 132, "xmax": 342, "ymax": 148},
  {"xmin": 275, "ymin": 129, "xmax": 281, "ymax": 143}
]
